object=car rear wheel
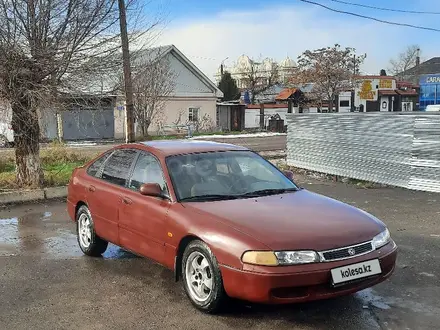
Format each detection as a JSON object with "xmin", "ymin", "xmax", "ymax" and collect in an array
[
  {"xmin": 182, "ymin": 240, "xmax": 227, "ymax": 313},
  {"xmin": 76, "ymin": 205, "xmax": 108, "ymax": 256}
]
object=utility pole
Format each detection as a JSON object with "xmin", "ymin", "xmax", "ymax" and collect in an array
[
  {"xmin": 353, "ymin": 54, "xmax": 356, "ymax": 75},
  {"xmin": 118, "ymin": 0, "xmax": 135, "ymax": 143}
]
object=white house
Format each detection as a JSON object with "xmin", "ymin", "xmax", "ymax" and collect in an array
[{"xmin": 116, "ymin": 45, "xmax": 224, "ymax": 138}]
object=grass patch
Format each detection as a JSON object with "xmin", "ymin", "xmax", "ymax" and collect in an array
[{"xmin": 0, "ymin": 144, "xmax": 93, "ymax": 190}]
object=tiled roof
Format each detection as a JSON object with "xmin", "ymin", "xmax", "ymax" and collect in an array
[
  {"xmin": 378, "ymin": 90, "xmax": 398, "ymax": 96},
  {"xmin": 275, "ymin": 88, "xmax": 298, "ymax": 100},
  {"xmin": 354, "ymin": 75, "xmax": 395, "ymax": 80},
  {"xmin": 396, "ymin": 90, "xmax": 418, "ymax": 96}
]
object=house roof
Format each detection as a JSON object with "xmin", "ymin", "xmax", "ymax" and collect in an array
[
  {"xmin": 246, "ymin": 104, "xmax": 289, "ymax": 109},
  {"xmin": 354, "ymin": 75, "xmax": 395, "ymax": 80},
  {"xmin": 402, "ymin": 57, "xmax": 440, "ymax": 76},
  {"xmin": 135, "ymin": 45, "xmax": 223, "ymax": 98},
  {"xmin": 378, "ymin": 90, "xmax": 398, "ymax": 96},
  {"xmin": 275, "ymin": 88, "xmax": 298, "ymax": 100},
  {"xmin": 396, "ymin": 90, "xmax": 418, "ymax": 96},
  {"xmin": 62, "ymin": 44, "xmax": 223, "ymax": 98}
]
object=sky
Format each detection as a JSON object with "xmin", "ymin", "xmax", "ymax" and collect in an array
[{"xmin": 142, "ymin": 0, "xmax": 440, "ymax": 81}]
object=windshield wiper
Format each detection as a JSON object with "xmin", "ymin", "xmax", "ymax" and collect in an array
[
  {"xmin": 240, "ymin": 188, "xmax": 299, "ymax": 197},
  {"xmin": 180, "ymin": 194, "xmax": 240, "ymax": 202}
]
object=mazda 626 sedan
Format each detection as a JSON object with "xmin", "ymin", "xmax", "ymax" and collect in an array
[{"xmin": 67, "ymin": 140, "xmax": 398, "ymax": 313}]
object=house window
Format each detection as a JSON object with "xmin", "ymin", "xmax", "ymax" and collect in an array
[
  {"xmin": 339, "ymin": 100, "xmax": 350, "ymax": 107},
  {"xmin": 189, "ymin": 108, "xmax": 199, "ymax": 122}
]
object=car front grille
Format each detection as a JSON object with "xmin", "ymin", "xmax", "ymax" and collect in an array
[{"xmin": 320, "ymin": 241, "xmax": 373, "ymax": 261}]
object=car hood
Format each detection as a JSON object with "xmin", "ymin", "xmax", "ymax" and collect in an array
[{"xmin": 183, "ymin": 189, "xmax": 385, "ymax": 251}]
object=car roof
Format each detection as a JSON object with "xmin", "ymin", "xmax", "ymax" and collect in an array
[{"xmin": 134, "ymin": 140, "xmax": 249, "ymax": 157}]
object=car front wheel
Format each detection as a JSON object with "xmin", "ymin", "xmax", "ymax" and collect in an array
[
  {"xmin": 76, "ymin": 205, "xmax": 108, "ymax": 256},
  {"xmin": 182, "ymin": 240, "xmax": 227, "ymax": 313}
]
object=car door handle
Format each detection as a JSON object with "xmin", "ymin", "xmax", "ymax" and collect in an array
[
  {"xmin": 88, "ymin": 185, "xmax": 96, "ymax": 192},
  {"xmin": 122, "ymin": 197, "xmax": 133, "ymax": 205}
]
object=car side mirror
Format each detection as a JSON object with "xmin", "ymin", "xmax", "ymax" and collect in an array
[
  {"xmin": 140, "ymin": 183, "xmax": 169, "ymax": 200},
  {"xmin": 283, "ymin": 170, "xmax": 294, "ymax": 181}
]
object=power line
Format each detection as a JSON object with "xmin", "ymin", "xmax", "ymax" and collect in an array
[
  {"xmin": 328, "ymin": 0, "xmax": 440, "ymax": 15},
  {"xmin": 299, "ymin": 0, "xmax": 440, "ymax": 32}
]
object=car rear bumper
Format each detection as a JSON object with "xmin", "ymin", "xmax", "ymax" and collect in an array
[{"xmin": 220, "ymin": 241, "xmax": 397, "ymax": 304}]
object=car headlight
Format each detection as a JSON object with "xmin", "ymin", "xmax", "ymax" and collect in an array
[
  {"xmin": 275, "ymin": 251, "xmax": 320, "ymax": 265},
  {"xmin": 372, "ymin": 228, "xmax": 391, "ymax": 249},
  {"xmin": 242, "ymin": 250, "xmax": 320, "ymax": 266}
]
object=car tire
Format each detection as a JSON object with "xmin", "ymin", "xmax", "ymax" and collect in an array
[
  {"xmin": 76, "ymin": 205, "xmax": 108, "ymax": 257},
  {"xmin": 181, "ymin": 240, "xmax": 227, "ymax": 313}
]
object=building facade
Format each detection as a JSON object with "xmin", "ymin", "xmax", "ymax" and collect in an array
[
  {"xmin": 214, "ymin": 55, "xmax": 297, "ymax": 88},
  {"xmin": 354, "ymin": 76, "xmax": 398, "ymax": 112},
  {"xmin": 419, "ymin": 74, "xmax": 440, "ymax": 110}
]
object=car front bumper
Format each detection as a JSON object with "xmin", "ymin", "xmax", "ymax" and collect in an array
[{"xmin": 220, "ymin": 240, "xmax": 397, "ymax": 304}]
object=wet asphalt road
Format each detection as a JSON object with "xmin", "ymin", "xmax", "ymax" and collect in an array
[{"xmin": 1, "ymin": 175, "xmax": 439, "ymax": 330}]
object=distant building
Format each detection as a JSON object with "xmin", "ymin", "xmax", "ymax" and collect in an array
[
  {"xmin": 348, "ymin": 76, "xmax": 419, "ymax": 112},
  {"xmin": 419, "ymin": 74, "xmax": 440, "ymax": 110},
  {"xmin": 214, "ymin": 55, "xmax": 297, "ymax": 89},
  {"xmin": 400, "ymin": 57, "xmax": 440, "ymax": 85}
]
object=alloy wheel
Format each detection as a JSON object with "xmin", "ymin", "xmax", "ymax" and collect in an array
[{"xmin": 185, "ymin": 251, "xmax": 214, "ymax": 303}]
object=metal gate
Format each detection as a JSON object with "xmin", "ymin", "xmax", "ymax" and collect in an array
[{"xmin": 62, "ymin": 108, "xmax": 114, "ymax": 140}]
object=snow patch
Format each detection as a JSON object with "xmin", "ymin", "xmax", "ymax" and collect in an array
[{"xmin": 191, "ymin": 132, "xmax": 286, "ymax": 139}]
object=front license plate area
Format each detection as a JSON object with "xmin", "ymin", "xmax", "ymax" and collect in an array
[{"xmin": 331, "ymin": 259, "xmax": 382, "ymax": 285}]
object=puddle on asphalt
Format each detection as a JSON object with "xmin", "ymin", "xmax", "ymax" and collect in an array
[
  {"xmin": 356, "ymin": 288, "xmax": 391, "ymax": 310},
  {"xmin": 0, "ymin": 211, "xmax": 138, "ymax": 260}
]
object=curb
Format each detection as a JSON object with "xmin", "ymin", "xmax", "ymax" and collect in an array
[
  {"xmin": 0, "ymin": 153, "xmax": 286, "ymax": 205},
  {"xmin": 0, "ymin": 187, "xmax": 67, "ymax": 205}
]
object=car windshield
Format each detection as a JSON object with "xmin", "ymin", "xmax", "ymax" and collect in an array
[{"xmin": 166, "ymin": 151, "xmax": 299, "ymax": 202}]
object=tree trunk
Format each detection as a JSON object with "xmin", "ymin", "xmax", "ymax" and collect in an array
[
  {"xmin": 251, "ymin": 91, "xmax": 256, "ymax": 105},
  {"xmin": 11, "ymin": 96, "xmax": 43, "ymax": 187},
  {"xmin": 328, "ymin": 98, "xmax": 334, "ymax": 113},
  {"xmin": 143, "ymin": 119, "xmax": 151, "ymax": 137}
]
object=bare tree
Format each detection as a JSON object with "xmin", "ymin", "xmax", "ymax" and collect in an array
[
  {"xmin": 0, "ymin": 0, "xmax": 157, "ymax": 187},
  {"xmin": 291, "ymin": 44, "xmax": 365, "ymax": 112},
  {"xmin": 389, "ymin": 45, "xmax": 421, "ymax": 81},
  {"xmin": 239, "ymin": 58, "xmax": 280, "ymax": 104},
  {"xmin": 132, "ymin": 50, "xmax": 177, "ymax": 137}
]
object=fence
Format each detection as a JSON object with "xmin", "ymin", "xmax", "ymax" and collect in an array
[{"xmin": 286, "ymin": 112, "xmax": 440, "ymax": 193}]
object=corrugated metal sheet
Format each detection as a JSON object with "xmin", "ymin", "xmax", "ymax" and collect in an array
[{"xmin": 286, "ymin": 112, "xmax": 440, "ymax": 193}]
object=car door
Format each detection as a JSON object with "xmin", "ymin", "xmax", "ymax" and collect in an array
[
  {"xmin": 86, "ymin": 148, "xmax": 138, "ymax": 245},
  {"xmin": 118, "ymin": 151, "xmax": 171, "ymax": 263}
]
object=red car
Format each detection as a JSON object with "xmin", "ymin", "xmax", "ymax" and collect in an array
[{"xmin": 67, "ymin": 141, "xmax": 397, "ymax": 313}]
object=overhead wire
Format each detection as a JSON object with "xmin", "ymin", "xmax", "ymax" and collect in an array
[
  {"xmin": 299, "ymin": 0, "xmax": 440, "ymax": 32},
  {"xmin": 328, "ymin": 0, "xmax": 440, "ymax": 15}
]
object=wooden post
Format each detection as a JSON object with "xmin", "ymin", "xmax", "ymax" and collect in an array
[
  {"xmin": 118, "ymin": 0, "xmax": 135, "ymax": 143},
  {"xmin": 56, "ymin": 113, "xmax": 63, "ymax": 143},
  {"xmin": 287, "ymin": 99, "xmax": 293, "ymax": 113},
  {"xmin": 260, "ymin": 103, "xmax": 265, "ymax": 130}
]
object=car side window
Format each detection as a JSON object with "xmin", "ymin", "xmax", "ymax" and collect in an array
[
  {"xmin": 101, "ymin": 149, "xmax": 138, "ymax": 187},
  {"xmin": 129, "ymin": 152, "xmax": 168, "ymax": 194},
  {"xmin": 87, "ymin": 151, "xmax": 112, "ymax": 177}
]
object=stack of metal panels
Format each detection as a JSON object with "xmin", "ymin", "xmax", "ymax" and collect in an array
[{"xmin": 286, "ymin": 112, "xmax": 440, "ymax": 193}]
